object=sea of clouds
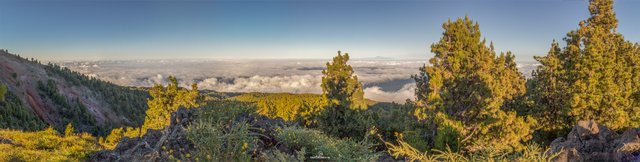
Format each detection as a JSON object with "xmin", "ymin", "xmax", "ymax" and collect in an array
[{"xmin": 55, "ymin": 59, "xmax": 537, "ymax": 103}]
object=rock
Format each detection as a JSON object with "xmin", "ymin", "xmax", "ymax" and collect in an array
[
  {"xmin": 0, "ymin": 137, "xmax": 12, "ymax": 144},
  {"xmin": 574, "ymin": 120, "xmax": 600, "ymax": 140},
  {"xmin": 553, "ymin": 148, "xmax": 582, "ymax": 162},
  {"xmin": 549, "ymin": 120, "xmax": 640, "ymax": 162},
  {"xmin": 89, "ymin": 107, "xmax": 196, "ymax": 162},
  {"xmin": 616, "ymin": 129, "xmax": 640, "ymax": 153}
]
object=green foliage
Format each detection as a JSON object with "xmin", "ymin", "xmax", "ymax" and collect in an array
[
  {"xmin": 0, "ymin": 82, "xmax": 6, "ymax": 102},
  {"xmin": 188, "ymin": 121, "xmax": 255, "ymax": 161},
  {"xmin": 0, "ymin": 85, "xmax": 47, "ymax": 131},
  {"xmin": 413, "ymin": 16, "xmax": 535, "ymax": 152},
  {"xmin": 233, "ymin": 92, "xmax": 327, "ymax": 125},
  {"xmin": 432, "ymin": 112, "xmax": 464, "ymax": 152},
  {"xmin": 0, "ymin": 127, "xmax": 101, "ymax": 161},
  {"xmin": 368, "ymin": 101, "xmax": 431, "ymax": 152},
  {"xmin": 318, "ymin": 51, "xmax": 372, "ymax": 139},
  {"xmin": 321, "ymin": 51, "xmax": 367, "ymax": 110},
  {"xmin": 233, "ymin": 92, "xmax": 378, "ymax": 128},
  {"xmin": 276, "ymin": 126, "xmax": 381, "ymax": 161},
  {"xmin": 100, "ymin": 127, "xmax": 124, "ymax": 149},
  {"xmin": 528, "ymin": 0, "xmax": 640, "ymax": 131},
  {"xmin": 65, "ymin": 123, "xmax": 75, "ymax": 137},
  {"xmin": 37, "ymin": 79, "xmax": 98, "ymax": 134},
  {"xmin": 141, "ymin": 76, "xmax": 200, "ymax": 133},
  {"xmin": 384, "ymin": 133, "xmax": 436, "ymax": 162},
  {"xmin": 122, "ymin": 126, "xmax": 143, "ymax": 138},
  {"xmin": 186, "ymin": 100, "xmax": 258, "ymax": 161},
  {"xmin": 258, "ymin": 149, "xmax": 306, "ymax": 162},
  {"xmin": 384, "ymin": 133, "xmax": 559, "ymax": 162},
  {"xmin": 43, "ymin": 63, "xmax": 149, "ymax": 128},
  {"xmin": 525, "ymin": 41, "xmax": 572, "ymax": 139},
  {"xmin": 186, "ymin": 100, "xmax": 380, "ymax": 161}
]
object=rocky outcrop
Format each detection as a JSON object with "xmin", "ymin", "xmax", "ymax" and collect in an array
[
  {"xmin": 89, "ymin": 106, "xmax": 294, "ymax": 161},
  {"xmin": 550, "ymin": 120, "xmax": 640, "ymax": 162},
  {"xmin": 90, "ymin": 107, "xmax": 196, "ymax": 162}
]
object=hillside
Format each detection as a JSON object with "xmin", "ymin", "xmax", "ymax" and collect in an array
[{"xmin": 0, "ymin": 50, "xmax": 148, "ymax": 135}]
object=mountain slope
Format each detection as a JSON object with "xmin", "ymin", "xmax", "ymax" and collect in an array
[{"xmin": 0, "ymin": 49, "xmax": 148, "ymax": 135}]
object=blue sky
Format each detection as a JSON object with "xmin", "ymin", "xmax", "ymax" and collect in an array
[{"xmin": 1, "ymin": 0, "xmax": 639, "ymax": 61}]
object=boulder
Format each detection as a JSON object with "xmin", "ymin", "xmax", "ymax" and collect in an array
[{"xmin": 549, "ymin": 120, "xmax": 640, "ymax": 162}]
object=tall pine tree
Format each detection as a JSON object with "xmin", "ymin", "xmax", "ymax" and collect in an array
[
  {"xmin": 413, "ymin": 16, "xmax": 534, "ymax": 152},
  {"xmin": 318, "ymin": 51, "xmax": 369, "ymax": 138},
  {"xmin": 526, "ymin": 41, "xmax": 572, "ymax": 136},
  {"xmin": 529, "ymin": 0, "xmax": 640, "ymax": 131}
]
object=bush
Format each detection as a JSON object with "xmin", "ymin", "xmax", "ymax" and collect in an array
[
  {"xmin": 384, "ymin": 133, "xmax": 559, "ymax": 162},
  {"xmin": 258, "ymin": 149, "xmax": 306, "ymax": 162},
  {"xmin": 276, "ymin": 126, "xmax": 380, "ymax": 161},
  {"xmin": 187, "ymin": 121, "xmax": 256, "ymax": 161},
  {"xmin": 99, "ymin": 127, "xmax": 124, "ymax": 149},
  {"xmin": 317, "ymin": 107, "xmax": 375, "ymax": 140},
  {"xmin": 185, "ymin": 100, "xmax": 258, "ymax": 161}
]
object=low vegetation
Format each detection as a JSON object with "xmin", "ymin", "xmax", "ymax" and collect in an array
[
  {"xmin": 383, "ymin": 133, "xmax": 559, "ymax": 162},
  {"xmin": 232, "ymin": 92, "xmax": 326, "ymax": 125},
  {"xmin": 0, "ymin": 127, "xmax": 101, "ymax": 161},
  {"xmin": 186, "ymin": 100, "xmax": 258, "ymax": 161},
  {"xmin": 185, "ymin": 99, "xmax": 381, "ymax": 161},
  {"xmin": 275, "ymin": 126, "xmax": 381, "ymax": 161}
]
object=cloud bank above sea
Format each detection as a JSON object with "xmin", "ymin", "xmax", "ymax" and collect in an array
[{"xmin": 56, "ymin": 59, "xmax": 536, "ymax": 103}]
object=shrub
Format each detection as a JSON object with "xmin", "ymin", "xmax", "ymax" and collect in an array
[
  {"xmin": 99, "ymin": 127, "xmax": 124, "ymax": 149},
  {"xmin": 185, "ymin": 100, "xmax": 258, "ymax": 161},
  {"xmin": 276, "ymin": 126, "xmax": 380, "ymax": 161},
  {"xmin": 187, "ymin": 121, "xmax": 256, "ymax": 161},
  {"xmin": 384, "ymin": 133, "xmax": 558, "ymax": 162},
  {"xmin": 258, "ymin": 149, "xmax": 306, "ymax": 162}
]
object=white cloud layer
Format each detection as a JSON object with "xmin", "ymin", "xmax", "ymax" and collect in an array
[
  {"xmin": 56, "ymin": 59, "xmax": 536, "ymax": 103},
  {"xmin": 363, "ymin": 83, "xmax": 416, "ymax": 103},
  {"xmin": 197, "ymin": 75, "xmax": 323, "ymax": 94}
]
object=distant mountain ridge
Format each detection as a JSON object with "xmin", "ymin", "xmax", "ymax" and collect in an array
[{"xmin": 0, "ymin": 49, "xmax": 148, "ymax": 135}]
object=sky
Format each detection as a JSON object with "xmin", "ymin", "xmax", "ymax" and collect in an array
[{"xmin": 1, "ymin": 0, "xmax": 639, "ymax": 61}]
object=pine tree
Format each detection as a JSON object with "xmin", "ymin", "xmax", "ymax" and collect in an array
[
  {"xmin": 527, "ymin": 41, "xmax": 572, "ymax": 136},
  {"xmin": 530, "ymin": 0, "xmax": 640, "ymax": 130},
  {"xmin": 318, "ymin": 51, "xmax": 369, "ymax": 138},
  {"xmin": 140, "ymin": 76, "xmax": 200, "ymax": 134},
  {"xmin": 0, "ymin": 82, "xmax": 7, "ymax": 102},
  {"xmin": 65, "ymin": 123, "xmax": 75, "ymax": 137},
  {"xmin": 321, "ymin": 51, "xmax": 367, "ymax": 110},
  {"xmin": 413, "ymin": 16, "xmax": 534, "ymax": 152}
]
